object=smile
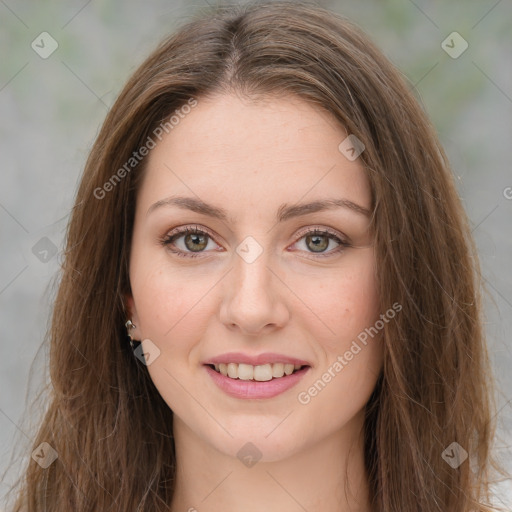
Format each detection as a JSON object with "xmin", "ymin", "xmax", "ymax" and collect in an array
[
  {"xmin": 208, "ymin": 362, "xmax": 307, "ymax": 381},
  {"xmin": 204, "ymin": 363, "xmax": 311, "ymax": 399}
]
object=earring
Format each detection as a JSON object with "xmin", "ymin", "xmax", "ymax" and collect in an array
[{"xmin": 125, "ymin": 319, "xmax": 139, "ymax": 350}]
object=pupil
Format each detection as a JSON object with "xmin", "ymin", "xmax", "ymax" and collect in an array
[
  {"xmin": 184, "ymin": 233, "xmax": 329, "ymax": 253},
  {"xmin": 307, "ymin": 234, "xmax": 328, "ymax": 252},
  {"xmin": 186, "ymin": 233, "xmax": 207, "ymax": 252}
]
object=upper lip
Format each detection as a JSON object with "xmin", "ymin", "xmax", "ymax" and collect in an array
[{"xmin": 204, "ymin": 352, "xmax": 311, "ymax": 367}]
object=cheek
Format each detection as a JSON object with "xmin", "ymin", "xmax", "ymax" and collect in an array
[
  {"xmin": 129, "ymin": 246, "xmax": 213, "ymax": 343},
  {"xmin": 308, "ymin": 248, "xmax": 379, "ymax": 351},
  {"xmin": 296, "ymin": 252, "xmax": 382, "ymax": 428},
  {"xmin": 135, "ymin": 273, "xmax": 211, "ymax": 343}
]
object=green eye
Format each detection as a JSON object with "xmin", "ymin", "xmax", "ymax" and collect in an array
[{"xmin": 161, "ymin": 226, "xmax": 349, "ymax": 259}]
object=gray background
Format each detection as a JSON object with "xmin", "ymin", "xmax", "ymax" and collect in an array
[{"xmin": 1, "ymin": 0, "xmax": 511, "ymax": 508}]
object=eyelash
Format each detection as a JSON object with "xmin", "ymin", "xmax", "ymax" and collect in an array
[{"xmin": 159, "ymin": 225, "xmax": 350, "ymax": 259}]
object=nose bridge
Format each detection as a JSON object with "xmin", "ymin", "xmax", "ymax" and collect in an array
[
  {"xmin": 219, "ymin": 234, "xmax": 289, "ymax": 333},
  {"xmin": 231, "ymin": 235, "xmax": 275, "ymax": 304}
]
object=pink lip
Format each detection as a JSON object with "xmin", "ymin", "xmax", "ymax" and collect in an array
[
  {"xmin": 205, "ymin": 365, "xmax": 310, "ymax": 399},
  {"xmin": 204, "ymin": 352, "xmax": 311, "ymax": 366}
]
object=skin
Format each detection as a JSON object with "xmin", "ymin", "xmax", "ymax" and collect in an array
[{"xmin": 126, "ymin": 92, "xmax": 383, "ymax": 512}]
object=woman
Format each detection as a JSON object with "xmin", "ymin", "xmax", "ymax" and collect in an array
[{"xmin": 8, "ymin": 1, "xmax": 506, "ymax": 510}]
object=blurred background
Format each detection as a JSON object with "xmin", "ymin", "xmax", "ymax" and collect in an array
[{"xmin": 1, "ymin": 0, "xmax": 511, "ymax": 508}]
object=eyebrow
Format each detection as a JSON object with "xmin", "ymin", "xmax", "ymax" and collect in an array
[{"xmin": 146, "ymin": 195, "xmax": 371, "ymax": 222}]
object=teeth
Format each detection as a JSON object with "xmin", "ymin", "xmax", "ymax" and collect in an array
[
  {"xmin": 284, "ymin": 363, "xmax": 294, "ymax": 375},
  {"xmin": 227, "ymin": 363, "xmax": 238, "ymax": 379},
  {"xmin": 272, "ymin": 363, "xmax": 284, "ymax": 377},
  {"xmin": 253, "ymin": 364, "xmax": 272, "ymax": 381},
  {"xmin": 211, "ymin": 362, "xmax": 305, "ymax": 381},
  {"xmin": 238, "ymin": 363, "xmax": 253, "ymax": 380}
]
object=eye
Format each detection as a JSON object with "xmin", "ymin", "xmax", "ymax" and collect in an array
[
  {"xmin": 159, "ymin": 225, "xmax": 350, "ymax": 259},
  {"xmin": 289, "ymin": 227, "xmax": 350, "ymax": 258},
  {"xmin": 160, "ymin": 226, "xmax": 221, "ymax": 259}
]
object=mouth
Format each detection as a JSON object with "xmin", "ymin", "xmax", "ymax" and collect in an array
[{"xmin": 205, "ymin": 362, "xmax": 310, "ymax": 381}]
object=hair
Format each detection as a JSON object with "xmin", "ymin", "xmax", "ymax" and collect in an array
[{"xmin": 6, "ymin": 1, "xmax": 507, "ymax": 510}]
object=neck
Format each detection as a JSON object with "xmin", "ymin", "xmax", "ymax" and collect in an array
[{"xmin": 169, "ymin": 413, "xmax": 371, "ymax": 512}]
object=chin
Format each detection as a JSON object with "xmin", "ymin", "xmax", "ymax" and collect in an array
[{"xmin": 203, "ymin": 416, "xmax": 312, "ymax": 463}]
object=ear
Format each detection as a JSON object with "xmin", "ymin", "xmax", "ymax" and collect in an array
[{"xmin": 124, "ymin": 293, "xmax": 141, "ymax": 340}]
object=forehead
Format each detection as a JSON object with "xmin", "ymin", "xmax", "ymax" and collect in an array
[{"xmin": 137, "ymin": 93, "xmax": 371, "ymax": 217}]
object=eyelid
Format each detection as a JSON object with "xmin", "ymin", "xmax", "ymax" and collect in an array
[
  {"xmin": 292, "ymin": 225, "xmax": 349, "ymax": 245},
  {"xmin": 160, "ymin": 224, "xmax": 349, "ymax": 258},
  {"xmin": 165, "ymin": 224, "xmax": 218, "ymax": 242}
]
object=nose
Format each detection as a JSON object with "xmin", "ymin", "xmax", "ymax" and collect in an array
[{"xmin": 218, "ymin": 248, "xmax": 290, "ymax": 336}]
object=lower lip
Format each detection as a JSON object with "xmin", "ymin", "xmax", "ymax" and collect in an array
[{"xmin": 204, "ymin": 365, "xmax": 310, "ymax": 399}]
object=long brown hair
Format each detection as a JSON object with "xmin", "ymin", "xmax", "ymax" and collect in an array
[{"xmin": 7, "ymin": 1, "xmax": 506, "ymax": 510}]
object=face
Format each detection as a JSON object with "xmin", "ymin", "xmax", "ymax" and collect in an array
[{"xmin": 126, "ymin": 93, "xmax": 383, "ymax": 462}]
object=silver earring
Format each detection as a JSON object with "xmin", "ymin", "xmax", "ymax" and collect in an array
[
  {"xmin": 125, "ymin": 319, "xmax": 138, "ymax": 350},
  {"xmin": 125, "ymin": 319, "xmax": 136, "ymax": 334}
]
